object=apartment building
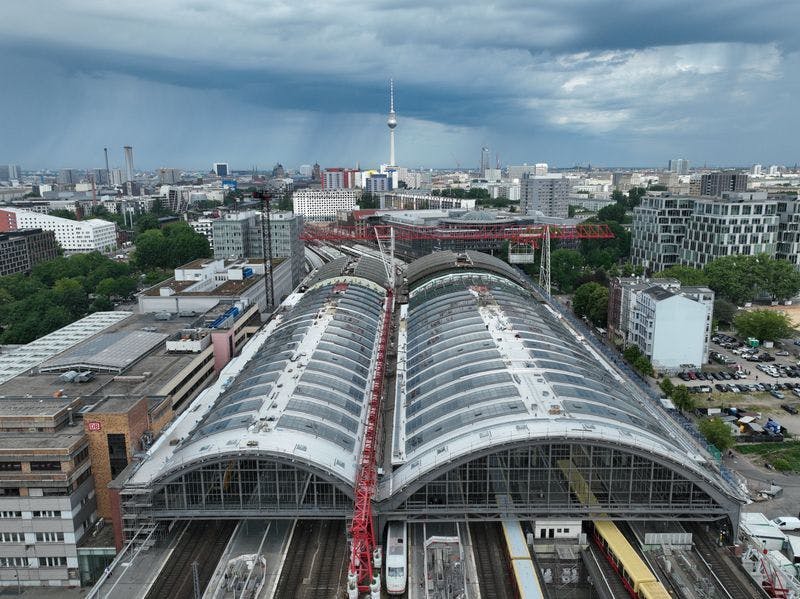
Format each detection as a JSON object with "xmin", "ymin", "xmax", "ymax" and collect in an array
[
  {"xmin": 292, "ymin": 188, "xmax": 360, "ymax": 221},
  {"xmin": 520, "ymin": 174, "xmax": 569, "ymax": 218},
  {"xmin": 0, "ymin": 208, "xmax": 116, "ymax": 255},
  {"xmin": 609, "ymin": 277, "xmax": 713, "ymax": 370}
]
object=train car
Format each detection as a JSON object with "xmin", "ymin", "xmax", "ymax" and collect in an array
[
  {"xmin": 385, "ymin": 521, "xmax": 407, "ymax": 595},
  {"xmin": 510, "ymin": 559, "xmax": 546, "ymax": 599},
  {"xmin": 593, "ymin": 520, "xmax": 670, "ymax": 599}
]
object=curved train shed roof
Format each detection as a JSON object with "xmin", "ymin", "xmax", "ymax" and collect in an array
[
  {"xmin": 383, "ymin": 251, "xmax": 736, "ymax": 503},
  {"xmin": 127, "ymin": 256, "xmax": 389, "ymax": 488}
]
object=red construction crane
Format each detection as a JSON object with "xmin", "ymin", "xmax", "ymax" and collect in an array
[
  {"xmin": 301, "ymin": 221, "xmax": 615, "ymax": 246},
  {"xmin": 348, "ymin": 289, "xmax": 393, "ymax": 597}
]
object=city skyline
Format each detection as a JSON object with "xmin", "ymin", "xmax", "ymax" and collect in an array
[{"xmin": 1, "ymin": 1, "xmax": 800, "ymax": 169}]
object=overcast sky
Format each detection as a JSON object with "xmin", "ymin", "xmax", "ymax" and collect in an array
[{"xmin": 1, "ymin": 1, "xmax": 799, "ymax": 171}]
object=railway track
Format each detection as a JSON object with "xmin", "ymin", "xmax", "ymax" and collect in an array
[
  {"xmin": 273, "ymin": 520, "xmax": 347, "ymax": 599},
  {"xmin": 468, "ymin": 521, "xmax": 515, "ymax": 599},
  {"xmin": 582, "ymin": 541, "xmax": 631, "ymax": 599},
  {"xmin": 688, "ymin": 523, "xmax": 765, "ymax": 599},
  {"xmin": 145, "ymin": 520, "xmax": 236, "ymax": 599}
]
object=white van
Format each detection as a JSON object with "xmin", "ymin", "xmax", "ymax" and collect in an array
[{"xmin": 772, "ymin": 516, "xmax": 800, "ymax": 531}]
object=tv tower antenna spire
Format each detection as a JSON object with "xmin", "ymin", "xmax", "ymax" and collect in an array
[{"xmin": 387, "ymin": 78, "xmax": 397, "ymax": 167}]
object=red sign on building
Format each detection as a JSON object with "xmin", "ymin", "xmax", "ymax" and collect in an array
[{"xmin": 87, "ymin": 421, "xmax": 102, "ymax": 431}]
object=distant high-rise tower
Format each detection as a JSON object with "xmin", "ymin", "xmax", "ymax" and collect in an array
[
  {"xmin": 213, "ymin": 163, "xmax": 229, "ymax": 177},
  {"xmin": 480, "ymin": 147, "xmax": 490, "ymax": 177},
  {"xmin": 123, "ymin": 146, "xmax": 134, "ymax": 183},
  {"xmin": 387, "ymin": 78, "xmax": 397, "ymax": 167}
]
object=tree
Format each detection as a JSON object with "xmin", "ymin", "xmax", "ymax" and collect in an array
[
  {"xmin": 52, "ymin": 278, "xmax": 89, "ymax": 318},
  {"xmin": 596, "ymin": 202, "xmax": 626, "ymax": 223},
  {"xmin": 713, "ymin": 299, "xmax": 738, "ymax": 326},
  {"xmin": 550, "ymin": 249, "xmax": 585, "ymax": 293},
  {"xmin": 734, "ymin": 309, "xmax": 795, "ymax": 342},
  {"xmin": 653, "ymin": 265, "xmax": 708, "ymax": 286},
  {"xmin": 573, "ymin": 282, "xmax": 609, "ymax": 327},
  {"xmin": 133, "ymin": 223, "xmax": 211, "ymax": 270},
  {"xmin": 659, "ymin": 377, "xmax": 674, "ymax": 396},
  {"xmin": 568, "ymin": 205, "xmax": 578, "ymax": 218},
  {"xmin": 698, "ymin": 418, "xmax": 734, "ymax": 451},
  {"xmin": 704, "ymin": 255, "xmax": 760, "ymax": 304},
  {"xmin": 761, "ymin": 258, "xmax": 800, "ymax": 301},
  {"xmin": 626, "ymin": 187, "xmax": 646, "ymax": 209},
  {"xmin": 671, "ymin": 385, "xmax": 695, "ymax": 412},
  {"xmin": 623, "ymin": 345, "xmax": 642, "ymax": 363},
  {"xmin": 135, "ymin": 213, "xmax": 160, "ymax": 236},
  {"xmin": 633, "ymin": 354, "xmax": 654, "ymax": 376},
  {"xmin": 49, "ymin": 209, "xmax": 77, "ymax": 220}
]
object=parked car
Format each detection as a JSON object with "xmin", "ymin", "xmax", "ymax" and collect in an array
[
  {"xmin": 781, "ymin": 404, "xmax": 799, "ymax": 415},
  {"xmin": 776, "ymin": 350, "xmax": 790, "ymax": 356},
  {"xmin": 770, "ymin": 390, "xmax": 785, "ymax": 399}
]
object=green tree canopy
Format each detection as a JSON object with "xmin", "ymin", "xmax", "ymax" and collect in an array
[
  {"xmin": 133, "ymin": 222, "xmax": 211, "ymax": 270},
  {"xmin": 698, "ymin": 418, "xmax": 734, "ymax": 451},
  {"xmin": 596, "ymin": 202, "xmax": 626, "ymax": 223},
  {"xmin": 734, "ymin": 309, "xmax": 795, "ymax": 342},
  {"xmin": 670, "ymin": 385, "xmax": 695, "ymax": 412},
  {"xmin": 659, "ymin": 377, "xmax": 674, "ymax": 396},
  {"xmin": 551, "ymin": 249, "xmax": 585, "ymax": 293},
  {"xmin": 713, "ymin": 299, "xmax": 738, "ymax": 326},
  {"xmin": 703, "ymin": 254, "xmax": 800, "ymax": 304},
  {"xmin": 653, "ymin": 265, "xmax": 709, "ymax": 286},
  {"xmin": 761, "ymin": 257, "xmax": 800, "ymax": 301},
  {"xmin": 573, "ymin": 282, "xmax": 609, "ymax": 327}
]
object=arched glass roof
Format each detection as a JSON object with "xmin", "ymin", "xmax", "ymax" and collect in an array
[{"xmin": 388, "ymin": 253, "xmax": 737, "ymax": 505}]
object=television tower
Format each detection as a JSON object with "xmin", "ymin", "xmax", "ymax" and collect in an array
[{"xmin": 387, "ymin": 78, "xmax": 397, "ymax": 167}]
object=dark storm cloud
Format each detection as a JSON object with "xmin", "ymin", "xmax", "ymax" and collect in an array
[{"xmin": 0, "ymin": 0, "xmax": 798, "ymax": 168}]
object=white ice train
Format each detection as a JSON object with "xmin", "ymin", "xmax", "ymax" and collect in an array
[{"xmin": 385, "ymin": 521, "xmax": 408, "ymax": 595}]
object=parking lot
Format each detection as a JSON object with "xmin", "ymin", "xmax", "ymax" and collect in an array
[{"xmin": 671, "ymin": 333, "xmax": 800, "ymax": 423}]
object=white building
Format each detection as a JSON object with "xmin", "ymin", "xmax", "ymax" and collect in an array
[
  {"xmin": 629, "ymin": 285, "xmax": 714, "ymax": 371},
  {"xmin": 292, "ymin": 188, "xmax": 360, "ymax": 221},
  {"xmin": 0, "ymin": 208, "xmax": 116, "ymax": 254},
  {"xmin": 189, "ymin": 218, "xmax": 215, "ymax": 250}
]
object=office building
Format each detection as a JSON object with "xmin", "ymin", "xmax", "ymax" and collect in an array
[
  {"xmin": 0, "ymin": 208, "xmax": 117, "ymax": 254},
  {"xmin": 213, "ymin": 163, "xmax": 229, "ymax": 177},
  {"xmin": 123, "ymin": 147, "xmax": 134, "ymax": 183},
  {"xmin": 292, "ymin": 188, "xmax": 359, "ymax": 221},
  {"xmin": 668, "ymin": 158, "xmax": 689, "ymax": 175},
  {"xmin": 57, "ymin": 169, "xmax": 83, "ymax": 186},
  {"xmin": 631, "ymin": 193, "xmax": 695, "ymax": 272},
  {"xmin": 776, "ymin": 196, "xmax": 800, "ymax": 269},
  {"xmin": 752, "ymin": 164, "xmax": 763, "ymax": 176},
  {"xmin": 682, "ymin": 192, "xmax": 778, "ymax": 269},
  {"xmin": 211, "ymin": 211, "xmax": 304, "ymax": 288},
  {"xmin": 311, "ymin": 163, "xmax": 321, "ymax": 182},
  {"xmin": 158, "ymin": 168, "xmax": 181, "ymax": 185},
  {"xmin": 520, "ymin": 174, "xmax": 569, "ymax": 218},
  {"xmin": 0, "ymin": 164, "xmax": 21, "ymax": 181},
  {"xmin": 0, "ymin": 399, "xmax": 95, "ymax": 588},
  {"xmin": 700, "ymin": 171, "xmax": 748, "ymax": 196},
  {"xmin": 0, "ymin": 229, "xmax": 59, "ymax": 276}
]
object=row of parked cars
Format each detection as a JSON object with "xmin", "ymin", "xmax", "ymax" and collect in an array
[
  {"xmin": 679, "ymin": 370, "xmax": 742, "ymax": 381},
  {"xmin": 755, "ymin": 362, "xmax": 800, "ymax": 378}
]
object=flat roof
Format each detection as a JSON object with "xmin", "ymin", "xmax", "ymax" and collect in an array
[
  {"xmin": 142, "ymin": 274, "xmax": 263, "ymax": 297},
  {"xmin": 40, "ymin": 330, "xmax": 169, "ymax": 373},
  {"xmin": 0, "ymin": 312, "xmax": 227, "ymax": 403},
  {"xmin": 0, "ymin": 423, "xmax": 86, "ymax": 452},
  {"xmin": 0, "ymin": 312, "xmax": 133, "ymax": 386}
]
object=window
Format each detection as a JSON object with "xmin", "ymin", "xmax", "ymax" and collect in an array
[
  {"xmin": 107, "ymin": 434, "xmax": 128, "ymax": 478},
  {"xmin": 40, "ymin": 556, "xmax": 67, "ymax": 567},
  {"xmin": 0, "ymin": 511, "xmax": 21, "ymax": 519},
  {"xmin": 0, "ymin": 557, "xmax": 26, "ymax": 568},
  {"xmin": 32, "ymin": 510, "xmax": 61, "ymax": 519},
  {"xmin": 0, "ymin": 462, "xmax": 21, "ymax": 471},
  {"xmin": 0, "ymin": 532, "xmax": 23, "ymax": 543},
  {"xmin": 30, "ymin": 461, "xmax": 61, "ymax": 472},
  {"xmin": 35, "ymin": 532, "xmax": 64, "ymax": 543}
]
